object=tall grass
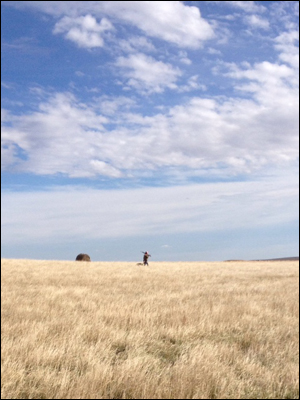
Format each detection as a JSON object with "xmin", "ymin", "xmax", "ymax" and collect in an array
[{"xmin": 1, "ymin": 259, "xmax": 299, "ymax": 399}]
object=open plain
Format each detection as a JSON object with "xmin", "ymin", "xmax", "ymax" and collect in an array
[{"xmin": 1, "ymin": 259, "xmax": 299, "ymax": 399}]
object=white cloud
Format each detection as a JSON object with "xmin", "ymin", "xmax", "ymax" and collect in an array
[
  {"xmin": 207, "ymin": 47, "xmax": 222, "ymax": 56},
  {"xmin": 220, "ymin": 1, "xmax": 266, "ymax": 14},
  {"xmin": 95, "ymin": 96, "xmax": 137, "ymax": 116},
  {"xmin": 118, "ymin": 36, "xmax": 156, "ymax": 53},
  {"xmin": 115, "ymin": 53, "xmax": 182, "ymax": 93},
  {"xmin": 4, "ymin": 1, "xmax": 214, "ymax": 49},
  {"xmin": 1, "ymin": 108, "xmax": 9, "ymax": 122},
  {"xmin": 274, "ymin": 30, "xmax": 299, "ymax": 69},
  {"xmin": 53, "ymin": 14, "xmax": 113, "ymax": 48},
  {"xmin": 1, "ymin": 68, "xmax": 298, "ymax": 180},
  {"xmin": 177, "ymin": 75, "xmax": 206, "ymax": 92},
  {"xmin": 2, "ymin": 25, "xmax": 299, "ymax": 181},
  {"xmin": 1, "ymin": 82, "xmax": 13, "ymax": 89},
  {"xmin": 1, "ymin": 172, "xmax": 298, "ymax": 245},
  {"xmin": 90, "ymin": 160, "xmax": 123, "ymax": 178},
  {"xmin": 100, "ymin": 1, "xmax": 214, "ymax": 48},
  {"xmin": 1, "ymin": 2, "xmax": 299, "ymax": 181},
  {"xmin": 178, "ymin": 51, "xmax": 192, "ymax": 65},
  {"xmin": 1, "ymin": 93, "xmax": 110, "ymax": 177},
  {"xmin": 245, "ymin": 14, "xmax": 269, "ymax": 30}
]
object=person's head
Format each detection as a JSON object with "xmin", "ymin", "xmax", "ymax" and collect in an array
[{"xmin": 145, "ymin": 251, "xmax": 148, "ymax": 254}]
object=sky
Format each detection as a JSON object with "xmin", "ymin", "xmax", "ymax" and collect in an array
[{"xmin": 1, "ymin": 1, "xmax": 299, "ymax": 262}]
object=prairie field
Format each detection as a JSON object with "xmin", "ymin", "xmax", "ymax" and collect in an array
[{"xmin": 1, "ymin": 259, "xmax": 299, "ymax": 399}]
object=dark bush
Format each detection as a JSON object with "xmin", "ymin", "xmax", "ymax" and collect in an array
[{"xmin": 75, "ymin": 253, "xmax": 91, "ymax": 262}]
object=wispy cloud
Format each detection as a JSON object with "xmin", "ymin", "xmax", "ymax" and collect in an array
[
  {"xmin": 244, "ymin": 14, "xmax": 269, "ymax": 30},
  {"xmin": 2, "ymin": 171, "xmax": 298, "ymax": 246},
  {"xmin": 219, "ymin": 1, "xmax": 267, "ymax": 14}
]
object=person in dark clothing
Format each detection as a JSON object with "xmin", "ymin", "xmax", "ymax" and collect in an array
[{"xmin": 142, "ymin": 251, "xmax": 151, "ymax": 265}]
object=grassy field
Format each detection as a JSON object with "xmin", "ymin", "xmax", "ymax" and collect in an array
[{"xmin": 1, "ymin": 259, "xmax": 299, "ymax": 399}]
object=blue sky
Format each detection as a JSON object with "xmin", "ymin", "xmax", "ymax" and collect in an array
[{"xmin": 1, "ymin": 1, "xmax": 299, "ymax": 261}]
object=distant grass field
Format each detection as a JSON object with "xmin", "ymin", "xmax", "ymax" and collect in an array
[{"xmin": 1, "ymin": 259, "xmax": 299, "ymax": 399}]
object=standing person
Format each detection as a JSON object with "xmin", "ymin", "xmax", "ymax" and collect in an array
[{"xmin": 142, "ymin": 251, "xmax": 151, "ymax": 266}]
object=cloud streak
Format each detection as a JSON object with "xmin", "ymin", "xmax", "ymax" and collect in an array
[{"xmin": 2, "ymin": 172, "xmax": 298, "ymax": 246}]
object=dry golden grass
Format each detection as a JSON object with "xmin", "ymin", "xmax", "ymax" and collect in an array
[{"xmin": 1, "ymin": 259, "xmax": 299, "ymax": 399}]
